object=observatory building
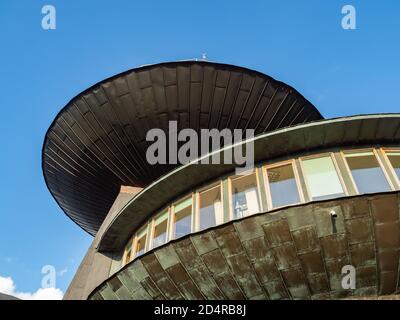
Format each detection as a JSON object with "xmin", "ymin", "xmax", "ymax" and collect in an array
[{"xmin": 42, "ymin": 61, "xmax": 400, "ymax": 300}]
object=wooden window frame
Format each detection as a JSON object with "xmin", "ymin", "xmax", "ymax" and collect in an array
[
  {"xmin": 299, "ymin": 152, "xmax": 349, "ymax": 201},
  {"xmin": 227, "ymin": 170, "xmax": 263, "ymax": 220},
  {"xmin": 123, "ymin": 235, "xmax": 134, "ymax": 266},
  {"xmin": 149, "ymin": 208, "xmax": 170, "ymax": 250},
  {"xmin": 195, "ymin": 181, "xmax": 224, "ymax": 232},
  {"xmin": 133, "ymin": 225, "xmax": 148, "ymax": 258},
  {"xmin": 169, "ymin": 194, "xmax": 194, "ymax": 240},
  {"xmin": 379, "ymin": 148, "xmax": 400, "ymax": 189},
  {"xmin": 341, "ymin": 148, "xmax": 395, "ymax": 193},
  {"xmin": 263, "ymin": 159, "xmax": 305, "ymax": 210}
]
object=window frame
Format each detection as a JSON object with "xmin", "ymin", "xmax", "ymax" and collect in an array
[
  {"xmin": 380, "ymin": 148, "xmax": 400, "ymax": 189},
  {"xmin": 149, "ymin": 207, "xmax": 171, "ymax": 250},
  {"xmin": 195, "ymin": 181, "xmax": 224, "ymax": 232},
  {"xmin": 122, "ymin": 146, "xmax": 400, "ymax": 268},
  {"xmin": 341, "ymin": 148, "xmax": 395, "ymax": 194},
  {"xmin": 170, "ymin": 194, "xmax": 195, "ymax": 240},
  {"xmin": 123, "ymin": 235, "xmax": 134, "ymax": 265},
  {"xmin": 228, "ymin": 170, "xmax": 263, "ymax": 220},
  {"xmin": 133, "ymin": 225, "xmax": 148, "ymax": 258},
  {"xmin": 263, "ymin": 159, "xmax": 305, "ymax": 210},
  {"xmin": 299, "ymin": 152, "xmax": 349, "ymax": 201}
]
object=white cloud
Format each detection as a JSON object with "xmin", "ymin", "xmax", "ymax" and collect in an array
[{"xmin": 0, "ymin": 275, "xmax": 63, "ymax": 300}]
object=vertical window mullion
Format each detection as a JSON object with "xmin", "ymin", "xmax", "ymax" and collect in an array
[
  {"xmin": 218, "ymin": 181, "xmax": 224, "ymax": 225},
  {"xmin": 132, "ymin": 234, "xmax": 139, "ymax": 258},
  {"xmin": 263, "ymin": 166, "xmax": 273, "ymax": 211},
  {"xmin": 293, "ymin": 159, "xmax": 309, "ymax": 202},
  {"xmin": 194, "ymin": 192, "xmax": 199, "ymax": 232},
  {"xmin": 375, "ymin": 148, "xmax": 397, "ymax": 190},
  {"xmin": 380, "ymin": 148, "xmax": 400, "ymax": 189},
  {"xmin": 333, "ymin": 151, "xmax": 357, "ymax": 196},
  {"xmin": 255, "ymin": 167, "xmax": 268, "ymax": 213},
  {"xmin": 340, "ymin": 150, "xmax": 359, "ymax": 194},
  {"xmin": 222, "ymin": 178, "xmax": 231, "ymax": 223},
  {"xmin": 148, "ymin": 220, "xmax": 155, "ymax": 250},
  {"xmin": 166, "ymin": 206, "xmax": 173, "ymax": 242},
  {"xmin": 330, "ymin": 153, "xmax": 349, "ymax": 196}
]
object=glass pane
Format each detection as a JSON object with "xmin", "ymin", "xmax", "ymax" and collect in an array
[
  {"xmin": 267, "ymin": 164, "xmax": 300, "ymax": 208},
  {"xmin": 302, "ymin": 156, "xmax": 345, "ymax": 201},
  {"xmin": 386, "ymin": 151, "xmax": 400, "ymax": 181},
  {"xmin": 345, "ymin": 151, "xmax": 390, "ymax": 194},
  {"xmin": 231, "ymin": 173, "xmax": 260, "ymax": 219},
  {"xmin": 152, "ymin": 212, "xmax": 168, "ymax": 248},
  {"xmin": 173, "ymin": 198, "xmax": 192, "ymax": 239},
  {"xmin": 135, "ymin": 234, "xmax": 147, "ymax": 257},
  {"xmin": 199, "ymin": 185, "xmax": 222, "ymax": 231}
]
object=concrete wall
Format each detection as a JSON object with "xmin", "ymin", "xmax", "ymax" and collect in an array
[{"xmin": 64, "ymin": 186, "xmax": 141, "ymax": 300}]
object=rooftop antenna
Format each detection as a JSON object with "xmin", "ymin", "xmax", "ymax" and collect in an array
[{"xmin": 201, "ymin": 53, "xmax": 207, "ymax": 60}]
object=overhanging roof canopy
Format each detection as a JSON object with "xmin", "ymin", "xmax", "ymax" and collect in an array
[{"xmin": 42, "ymin": 61, "xmax": 323, "ymax": 235}]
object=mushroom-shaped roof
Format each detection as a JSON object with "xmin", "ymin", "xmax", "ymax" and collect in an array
[{"xmin": 42, "ymin": 61, "xmax": 323, "ymax": 235}]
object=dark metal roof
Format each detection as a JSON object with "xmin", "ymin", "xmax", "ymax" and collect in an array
[
  {"xmin": 97, "ymin": 114, "xmax": 400, "ymax": 251},
  {"xmin": 0, "ymin": 293, "xmax": 19, "ymax": 300},
  {"xmin": 42, "ymin": 61, "xmax": 323, "ymax": 235}
]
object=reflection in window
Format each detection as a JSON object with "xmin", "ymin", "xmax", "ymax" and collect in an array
[
  {"xmin": 152, "ymin": 211, "xmax": 168, "ymax": 248},
  {"xmin": 199, "ymin": 185, "xmax": 222, "ymax": 231},
  {"xmin": 302, "ymin": 156, "xmax": 345, "ymax": 201},
  {"xmin": 173, "ymin": 198, "xmax": 192, "ymax": 239},
  {"xmin": 385, "ymin": 151, "xmax": 400, "ymax": 181},
  {"xmin": 267, "ymin": 163, "xmax": 300, "ymax": 208},
  {"xmin": 135, "ymin": 229, "xmax": 147, "ymax": 258},
  {"xmin": 231, "ymin": 173, "xmax": 260, "ymax": 219},
  {"xmin": 345, "ymin": 151, "xmax": 390, "ymax": 194}
]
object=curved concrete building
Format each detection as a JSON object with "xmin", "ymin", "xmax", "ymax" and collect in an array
[{"xmin": 42, "ymin": 61, "xmax": 400, "ymax": 300}]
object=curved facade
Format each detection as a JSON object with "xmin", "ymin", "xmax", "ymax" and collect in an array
[
  {"xmin": 90, "ymin": 192, "xmax": 400, "ymax": 300},
  {"xmin": 118, "ymin": 145, "xmax": 400, "ymax": 268},
  {"xmin": 42, "ymin": 61, "xmax": 400, "ymax": 300}
]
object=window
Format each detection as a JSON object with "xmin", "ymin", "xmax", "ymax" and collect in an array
[
  {"xmin": 344, "ymin": 151, "xmax": 391, "ymax": 194},
  {"xmin": 151, "ymin": 210, "xmax": 168, "ymax": 249},
  {"xmin": 384, "ymin": 150, "xmax": 400, "ymax": 181},
  {"xmin": 172, "ymin": 197, "xmax": 192, "ymax": 239},
  {"xmin": 124, "ymin": 239, "xmax": 133, "ymax": 265},
  {"xmin": 302, "ymin": 155, "xmax": 345, "ymax": 201},
  {"xmin": 266, "ymin": 162, "xmax": 301, "ymax": 208},
  {"xmin": 230, "ymin": 173, "xmax": 260, "ymax": 219},
  {"xmin": 134, "ymin": 228, "xmax": 147, "ymax": 258},
  {"xmin": 122, "ymin": 146, "xmax": 400, "ymax": 267},
  {"xmin": 198, "ymin": 184, "xmax": 222, "ymax": 231}
]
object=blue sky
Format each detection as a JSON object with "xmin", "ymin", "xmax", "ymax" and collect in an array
[{"xmin": 0, "ymin": 0, "xmax": 399, "ymax": 297}]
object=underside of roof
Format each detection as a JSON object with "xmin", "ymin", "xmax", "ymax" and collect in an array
[{"xmin": 42, "ymin": 61, "xmax": 323, "ymax": 235}]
